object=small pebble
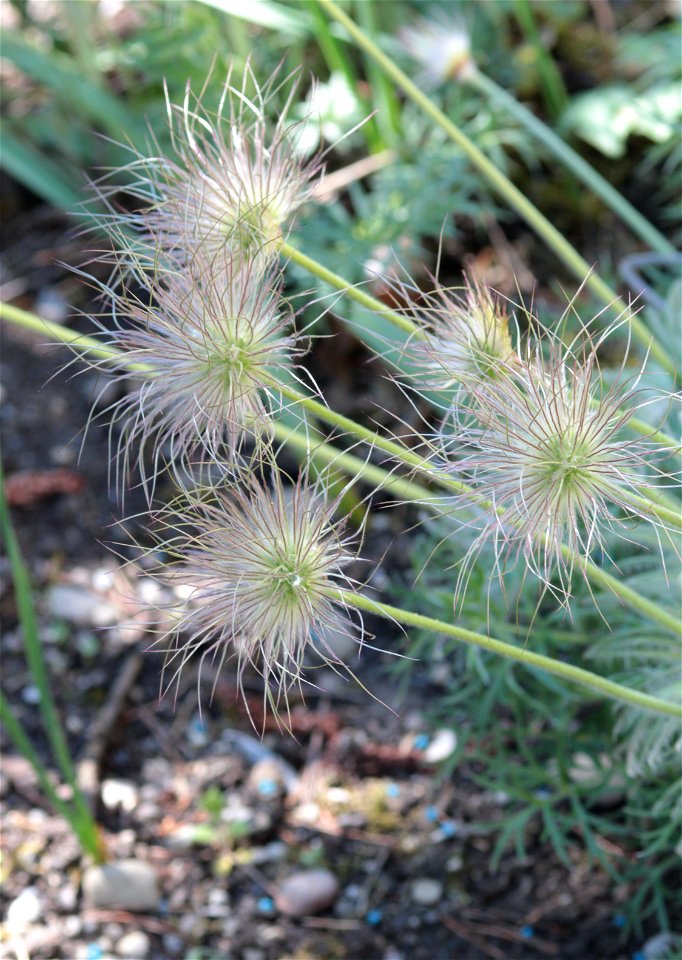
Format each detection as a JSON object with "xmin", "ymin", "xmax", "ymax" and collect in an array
[
  {"xmin": 116, "ymin": 930, "xmax": 151, "ymax": 959},
  {"xmin": 82, "ymin": 859, "xmax": 159, "ymax": 912},
  {"xmin": 21, "ymin": 685, "xmax": 41, "ymax": 705},
  {"xmin": 7, "ymin": 886, "xmax": 43, "ymax": 927},
  {"xmin": 385, "ymin": 783, "xmax": 400, "ymax": 799},
  {"xmin": 641, "ymin": 931, "xmax": 681, "ymax": 960},
  {"xmin": 101, "ymin": 778, "xmax": 138, "ymax": 814},
  {"xmin": 413, "ymin": 734, "xmax": 430, "ymax": 751},
  {"xmin": 424, "ymin": 728, "xmax": 457, "ymax": 764},
  {"xmin": 424, "ymin": 806, "xmax": 439, "ymax": 823},
  {"xmin": 439, "ymin": 821, "xmax": 458, "ymax": 839},
  {"xmin": 256, "ymin": 897, "xmax": 275, "ymax": 915},
  {"xmin": 47, "ymin": 584, "xmax": 118, "ymax": 627},
  {"xmin": 274, "ymin": 869, "xmax": 339, "ymax": 917},
  {"xmin": 521, "ymin": 925, "xmax": 535, "ymax": 939},
  {"xmin": 366, "ymin": 909, "xmax": 383, "ymax": 925},
  {"xmin": 410, "ymin": 878, "xmax": 443, "ymax": 906}
]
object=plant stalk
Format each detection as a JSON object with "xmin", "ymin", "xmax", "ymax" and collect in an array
[
  {"xmin": 2, "ymin": 304, "xmax": 679, "ymax": 634},
  {"xmin": 467, "ymin": 69, "xmax": 675, "ymax": 258},
  {"xmin": 315, "ymin": 0, "xmax": 675, "ymax": 376},
  {"xmin": 278, "ymin": 241, "xmax": 679, "ymax": 452},
  {"xmin": 329, "ymin": 589, "xmax": 680, "ymax": 717}
]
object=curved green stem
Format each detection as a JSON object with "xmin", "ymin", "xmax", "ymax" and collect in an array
[
  {"xmin": 2, "ymin": 304, "xmax": 679, "ymax": 635},
  {"xmin": 468, "ymin": 70, "xmax": 675, "ymax": 258},
  {"xmin": 329, "ymin": 589, "xmax": 680, "ymax": 717},
  {"xmin": 279, "ymin": 241, "xmax": 680, "ymax": 453},
  {"xmin": 316, "ymin": 0, "xmax": 675, "ymax": 377}
]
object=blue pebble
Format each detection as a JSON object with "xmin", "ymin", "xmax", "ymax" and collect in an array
[
  {"xmin": 385, "ymin": 783, "xmax": 400, "ymax": 799},
  {"xmin": 521, "ymin": 925, "xmax": 535, "ymax": 939},
  {"xmin": 413, "ymin": 734, "xmax": 430, "ymax": 750},
  {"xmin": 257, "ymin": 896, "xmax": 275, "ymax": 914},
  {"xmin": 534, "ymin": 788, "xmax": 551, "ymax": 800},
  {"xmin": 424, "ymin": 805, "xmax": 439, "ymax": 823},
  {"xmin": 85, "ymin": 946, "xmax": 103, "ymax": 960},
  {"xmin": 257, "ymin": 779, "xmax": 278, "ymax": 796},
  {"xmin": 612, "ymin": 914, "xmax": 627, "ymax": 929},
  {"xmin": 632, "ymin": 953, "xmax": 646, "ymax": 960},
  {"xmin": 366, "ymin": 909, "xmax": 383, "ymax": 926},
  {"xmin": 440, "ymin": 820, "xmax": 458, "ymax": 838}
]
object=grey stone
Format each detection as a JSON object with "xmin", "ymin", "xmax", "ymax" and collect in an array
[
  {"xmin": 424, "ymin": 729, "xmax": 457, "ymax": 764},
  {"xmin": 410, "ymin": 878, "xmax": 443, "ymax": 906},
  {"xmin": 274, "ymin": 869, "xmax": 339, "ymax": 917},
  {"xmin": 82, "ymin": 860, "xmax": 159, "ymax": 912},
  {"xmin": 6, "ymin": 886, "xmax": 43, "ymax": 927},
  {"xmin": 116, "ymin": 930, "xmax": 151, "ymax": 959}
]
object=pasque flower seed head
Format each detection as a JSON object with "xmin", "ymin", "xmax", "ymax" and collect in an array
[
  {"xmin": 399, "ymin": 272, "xmax": 517, "ymax": 391},
  {"xmin": 92, "ymin": 251, "xmax": 303, "ymax": 497},
  {"xmin": 442, "ymin": 329, "xmax": 676, "ymax": 602},
  {"xmin": 139, "ymin": 64, "xmax": 324, "ymax": 264},
  {"xmin": 155, "ymin": 470, "xmax": 363, "ymax": 721}
]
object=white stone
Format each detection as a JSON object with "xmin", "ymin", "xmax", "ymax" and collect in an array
[
  {"xmin": 410, "ymin": 878, "xmax": 443, "ymax": 905},
  {"xmin": 424, "ymin": 729, "xmax": 457, "ymax": 764},
  {"xmin": 116, "ymin": 930, "xmax": 151, "ymax": 958},
  {"xmin": 82, "ymin": 860, "xmax": 159, "ymax": 912},
  {"xmin": 101, "ymin": 778, "xmax": 139, "ymax": 814},
  {"xmin": 47, "ymin": 584, "xmax": 118, "ymax": 627},
  {"xmin": 274, "ymin": 869, "xmax": 339, "ymax": 917},
  {"xmin": 6, "ymin": 887, "xmax": 43, "ymax": 928}
]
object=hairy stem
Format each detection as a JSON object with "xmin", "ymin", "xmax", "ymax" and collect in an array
[
  {"xmin": 2, "ymin": 304, "xmax": 678, "ymax": 635},
  {"xmin": 316, "ymin": 0, "xmax": 675, "ymax": 376},
  {"xmin": 329, "ymin": 589, "xmax": 680, "ymax": 717},
  {"xmin": 278, "ymin": 241, "xmax": 680, "ymax": 452}
]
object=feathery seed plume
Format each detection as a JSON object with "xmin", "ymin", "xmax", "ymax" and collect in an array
[{"xmin": 154, "ymin": 470, "xmax": 364, "ymax": 724}]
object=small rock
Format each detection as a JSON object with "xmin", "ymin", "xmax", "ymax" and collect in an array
[
  {"xmin": 424, "ymin": 729, "xmax": 457, "ymax": 764},
  {"xmin": 47, "ymin": 584, "xmax": 118, "ymax": 627},
  {"xmin": 82, "ymin": 860, "xmax": 159, "ymax": 912},
  {"xmin": 410, "ymin": 878, "xmax": 443, "ymax": 906},
  {"xmin": 274, "ymin": 869, "xmax": 339, "ymax": 917},
  {"xmin": 101, "ymin": 778, "xmax": 138, "ymax": 814},
  {"xmin": 7, "ymin": 886, "xmax": 43, "ymax": 927},
  {"xmin": 249, "ymin": 842, "xmax": 288, "ymax": 865},
  {"xmin": 446, "ymin": 855, "xmax": 464, "ymax": 873},
  {"xmin": 21, "ymin": 684, "xmax": 41, "ymax": 705},
  {"xmin": 642, "ymin": 931, "xmax": 681, "ymax": 960},
  {"xmin": 247, "ymin": 759, "xmax": 287, "ymax": 798},
  {"xmin": 116, "ymin": 930, "xmax": 151, "ymax": 959}
]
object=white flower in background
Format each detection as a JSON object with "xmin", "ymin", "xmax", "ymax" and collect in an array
[{"xmin": 400, "ymin": 16, "xmax": 474, "ymax": 86}]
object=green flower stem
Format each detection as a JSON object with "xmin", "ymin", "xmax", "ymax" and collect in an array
[
  {"xmin": 329, "ymin": 588, "xmax": 680, "ymax": 717},
  {"xmin": 0, "ymin": 302, "xmax": 144, "ymax": 366},
  {"xmin": 467, "ymin": 69, "xmax": 675, "ymax": 258},
  {"xmin": 2, "ymin": 304, "xmax": 678, "ymax": 635},
  {"xmin": 620, "ymin": 489, "xmax": 681, "ymax": 532},
  {"xmin": 270, "ymin": 382, "xmax": 681, "ymax": 635},
  {"xmin": 315, "ymin": 0, "xmax": 675, "ymax": 376},
  {"xmin": 272, "ymin": 420, "xmax": 438, "ymax": 504},
  {"xmin": 279, "ymin": 242, "xmax": 679, "ymax": 452},
  {"xmin": 279, "ymin": 239, "xmax": 417, "ymax": 335}
]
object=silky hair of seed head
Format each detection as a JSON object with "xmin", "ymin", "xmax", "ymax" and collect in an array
[
  {"xmin": 393, "ymin": 271, "xmax": 518, "ymax": 393},
  {"xmin": 152, "ymin": 469, "xmax": 366, "ymax": 729},
  {"xmin": 82, "ymin": 249, "xmax": 305, "ymax": 501},
  {"xmin": 438, "ymin": 323, "xmax": 679, "ymax": 606},
  {"xmin": 122, "ymin": 63, "xmax": 325, "ymax": 267}
]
